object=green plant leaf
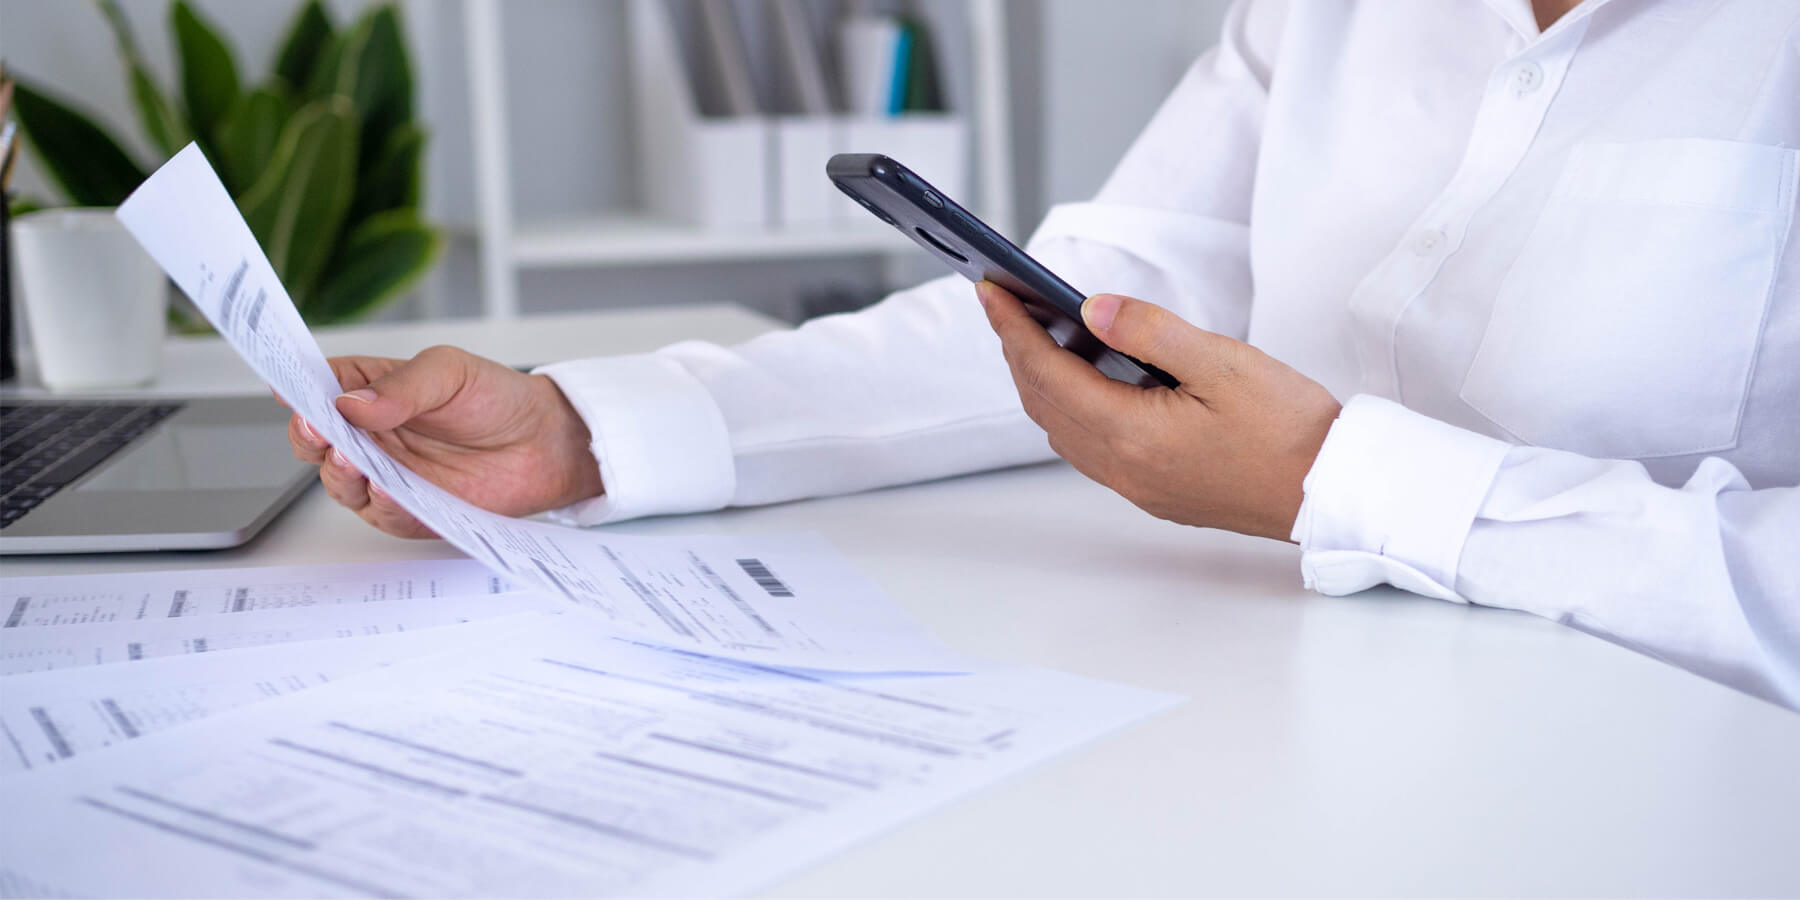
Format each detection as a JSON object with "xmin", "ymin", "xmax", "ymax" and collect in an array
[
  {"xmin": 274, "ymin": 0, "xmax": 335, "ymax": 95},
  {"xmin": 301, "ymin": 30, "xmax": 344, "ymax": 100},
  {"xmin": 96, "ymin": 0, "xmax": 191, "ymax": 157},
  {"xmin": 346, "ymin": 121, "xmax": 423, "ymax": 226},
  {"xmin": 171, "ymin": 0, "xmax": 242, "ymax": 148},
  {"xmin": 216, "ymin": 85, "xmax": 292, "ymax": 195},
  {"xmin": 308, "ymin": 210, "xmax": 442, "ymax": 323},
  {"xmin": 239, "ymin": 97, "xmax": 359, "ymax": 308},
  {"xmin": 94, "ymin": 0, "xmax": 144, "ymax": 56},
  {"xmin": 127, "ymin": 66, "xmax": 193, "ymax": 158},
  {"xmin": 10, "ymin": 78, "xmax": 147, "ymax": 207},
  {"xmin": 316, "ymin": 5, "xmax": 414, "ymax": 171}
]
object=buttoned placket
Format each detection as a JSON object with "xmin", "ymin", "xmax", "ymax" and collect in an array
[{"xmin": 1344, "ymin": 15, "xmax": 1594, "ymax": 401}]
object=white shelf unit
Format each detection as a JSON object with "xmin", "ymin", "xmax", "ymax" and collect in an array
[
  {"xmin": 511, "ymin": 216, "xmax": 913, "ymax": 267},
  {"xmin": 461, "ymin": 0, "xmax": 1016, "ymax": 320}
]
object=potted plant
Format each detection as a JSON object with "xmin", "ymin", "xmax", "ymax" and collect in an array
[{"xmin": 9, "ymin": 0, "xmax": 443, "ymax": 326}]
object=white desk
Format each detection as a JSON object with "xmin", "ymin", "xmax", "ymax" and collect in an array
[{"xmin": 5, "ymin": 307, "xmax": 1798, "ymax": 896}]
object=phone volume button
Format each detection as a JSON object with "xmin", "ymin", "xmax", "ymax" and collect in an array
[
  {"xmin": 977, "ymin": 223, "xmax": 1010, "ymax": 253},
  {"xmin": 921, "ymin": 190, "xmax": 943, "ymax": 208}
]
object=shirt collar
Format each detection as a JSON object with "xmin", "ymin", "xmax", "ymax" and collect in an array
[{"xmin": 1479, "ymin": 0, "xmax": 1621, "ymax": 43}]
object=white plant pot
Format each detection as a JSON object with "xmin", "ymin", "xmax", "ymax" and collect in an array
[{"xmin": 12, "ymin": 208, "xmax": 167, "ymax": 390}]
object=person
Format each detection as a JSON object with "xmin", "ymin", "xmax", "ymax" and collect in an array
[{"xmin": 289, "ymin": 0, "xmax": 1799, "ymax": 709}]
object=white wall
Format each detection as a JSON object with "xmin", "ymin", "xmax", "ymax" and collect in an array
[
  {"xmin": 1038, "ymin": 0, "xmax": 1227, "ymax": 210},
  {"xmin": 1, "ymin": 0, "xmax": 1231, "ymax": 322}
]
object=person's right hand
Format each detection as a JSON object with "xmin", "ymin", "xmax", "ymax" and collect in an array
[{"xmin": 286, "ymin": 346, "xmax": 604, "ymax": 538}]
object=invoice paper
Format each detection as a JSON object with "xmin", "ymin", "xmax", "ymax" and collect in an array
[
  {"xmin": 0, "ymin": 621, "xmax": 512, "ymax": 774},
  {"xmin": 0, "ymin": 589, "xmax": 558, "ymax": 675},
  {"xmin": 0, "ymin": 558, "xmax": 511, "ymax": 629},
  {"xmin": 0, "ymin": 557, "xmax": 523, "ymax": 673},
  {"xmin": 0, "ymin": 613, "xmax": 1180, "ymax": 898},
  {"xmin": 114, "ymin": 146, "xmax": 959, "ymax": 674}
]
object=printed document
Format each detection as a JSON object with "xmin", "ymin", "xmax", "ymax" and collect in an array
[
  {"xmin": 0, "ymin": 590, "xmax": 557, "ymax": 675},
  {"xmin": 114, "ymin": 147, "xmax": 959, "ymax": 673},
  {"xmin": 0, "ymin": 612, "xmax": 1179, "ymax": 898},
  {"xmin": 0, "ymin": 622, "xmax": 506, "ymax": 774},
  {"xmin": 1, "ymin": 558, "xmax": 511, "ymax": 628}
]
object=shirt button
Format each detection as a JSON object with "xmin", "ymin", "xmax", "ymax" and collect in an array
[
  {"xmin": 1412, "ymin": 229, "xmax": 1446, "ymax": 257},
  {"xmin": 1512, "ymin": 61, "xmax": 1544, "ymax": 95}
]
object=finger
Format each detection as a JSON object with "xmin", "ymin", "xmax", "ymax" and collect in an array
[
  {"xmin": 327, "ymin": 356, "xmax": 405, "ymax": 393},
  {"xmin": 334, "ymin": 345, "xmax": 474, "ymax": 432},
  {"xmin": 997, "ymin": 331, "xmax": 1105, "ymax": 443},
  {"xmin": 1081, "ymin": 293, "xmax": 1245, "ymax": 390},
  {"xmin": 1017, "ymin": 386, "xmax": 1122, "ymax": 488},
  {"xmin": 1020, "ymin": 385, "xmax": 1100, "ymax": 460},
  {"xmin": 318, "ymin": 447, "xmax": 371, "ymax": 512},
  {"xmin": 978, "ymin": 281, "xmax": 1141, "ymax": 427},
  {"xmin": 288, "ymin": 413, "xmax": 329, "ymax": 464},
  {"xmin": 361, "ymin": 481, "xmax": 439, "ymax": 539}
]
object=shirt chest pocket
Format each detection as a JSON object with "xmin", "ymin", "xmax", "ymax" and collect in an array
[{"xmin": 1460, "ymin": 139, "xmax": 1798, "ymax": 459}]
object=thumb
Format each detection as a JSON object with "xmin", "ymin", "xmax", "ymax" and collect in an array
[
  {"xmin": 1081, "ymin": 293, "xmax": 1240, "ymax": 388},
  {"xmin": 335, "ymin": 346, "xmax": 472, "ymax": 431}
]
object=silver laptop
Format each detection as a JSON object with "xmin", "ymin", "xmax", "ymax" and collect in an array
[{"xmin": 0, "ymin": 396, "xmax": 314, "ymax": 554}]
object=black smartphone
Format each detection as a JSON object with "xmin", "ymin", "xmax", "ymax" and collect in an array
[{"xmin": 827, "ymin": 153, "xmax": 1177, "ymax": 389}]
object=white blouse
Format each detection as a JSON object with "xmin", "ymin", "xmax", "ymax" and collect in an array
[{"xmin": 540, "ymin": 0, "xmax": 1800, "ymax": 708}]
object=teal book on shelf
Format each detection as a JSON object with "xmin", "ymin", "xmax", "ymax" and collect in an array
[{"xmin": 622, "ymin": 0, "xmax": 967, "ymax": 232}]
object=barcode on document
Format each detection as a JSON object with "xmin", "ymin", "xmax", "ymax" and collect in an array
[
  {"xmin": 735, "ymin": 558, "xmax": 793, "ymax": 598},
  {"xmin": 244, "ymin": 287, "xmax": 268, "ymax": 332},
  {"xmin": 219, "ymin": 260, "xmax": 248, "ymax": 326}
]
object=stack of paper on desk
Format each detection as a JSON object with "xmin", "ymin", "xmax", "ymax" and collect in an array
[
  {"xmin": 0, "ymin": 551, "xmax": 1182, "ymax": 897},
  {"xmin": 0, "ymin": 612, "xmax": 1179, "ymax": 897},
  {"xmin": 0, "ymin": 145, "xmax": 1182, "ymax": 897}
]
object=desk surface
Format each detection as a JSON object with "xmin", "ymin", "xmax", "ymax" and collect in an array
[{"xmin": 5, "ymin": 307, "xmax": 1798, "ymax": 896}]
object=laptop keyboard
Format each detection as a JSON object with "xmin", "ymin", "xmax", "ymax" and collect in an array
[{"xmin": 1, "ymin": 403, "xmax": 185, "ymax": 530}]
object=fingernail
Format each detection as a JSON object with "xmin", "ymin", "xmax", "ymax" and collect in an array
[
  {"xmin": 1083, "ymin": 294, "xmax": 1121, "ymax": 333},
  {"xmin": 369, "ymin": 480, "xmax": 389, "ymax": 501},
  {"xmin": 338, "ymin": 388, "xmax": 377, "ymax": 404},
  {"xmin": 329, "ymin": 448, "xmax": 356, "ymax": 472},
  {"xmin": 974, "ymin": 282, "xmax": 992, "ymax": 308},
  {"xmin": 298, "ymin": 419, "xmax": 324, "ymax": 446}
]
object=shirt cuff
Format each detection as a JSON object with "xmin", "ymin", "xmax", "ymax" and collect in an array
[
  {"xmin": 533, "ymin": 354, "xmax": 735, "ymax": 525},
  {"xmin": 1290, "ymin": 395, "xmax": 1512, "ymax": 602}
]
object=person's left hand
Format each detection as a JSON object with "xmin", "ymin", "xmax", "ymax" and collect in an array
[{"xmin": 977, "ymin": 282, "xmax": 1342, "ymax": 541}]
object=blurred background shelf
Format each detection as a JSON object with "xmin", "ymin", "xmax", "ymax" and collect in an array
[
  {"xmin": 510, "ymin": 216, "xmax": 913, "ymax": 268},
  {"xmin": 463, "ymin": 0, "xmax": 1014, "ymax": 320}
]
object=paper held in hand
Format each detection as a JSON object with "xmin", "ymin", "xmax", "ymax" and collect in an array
[{"xmin": 114, "ymin": 144, "xmax": 963, "ymax": 674}]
